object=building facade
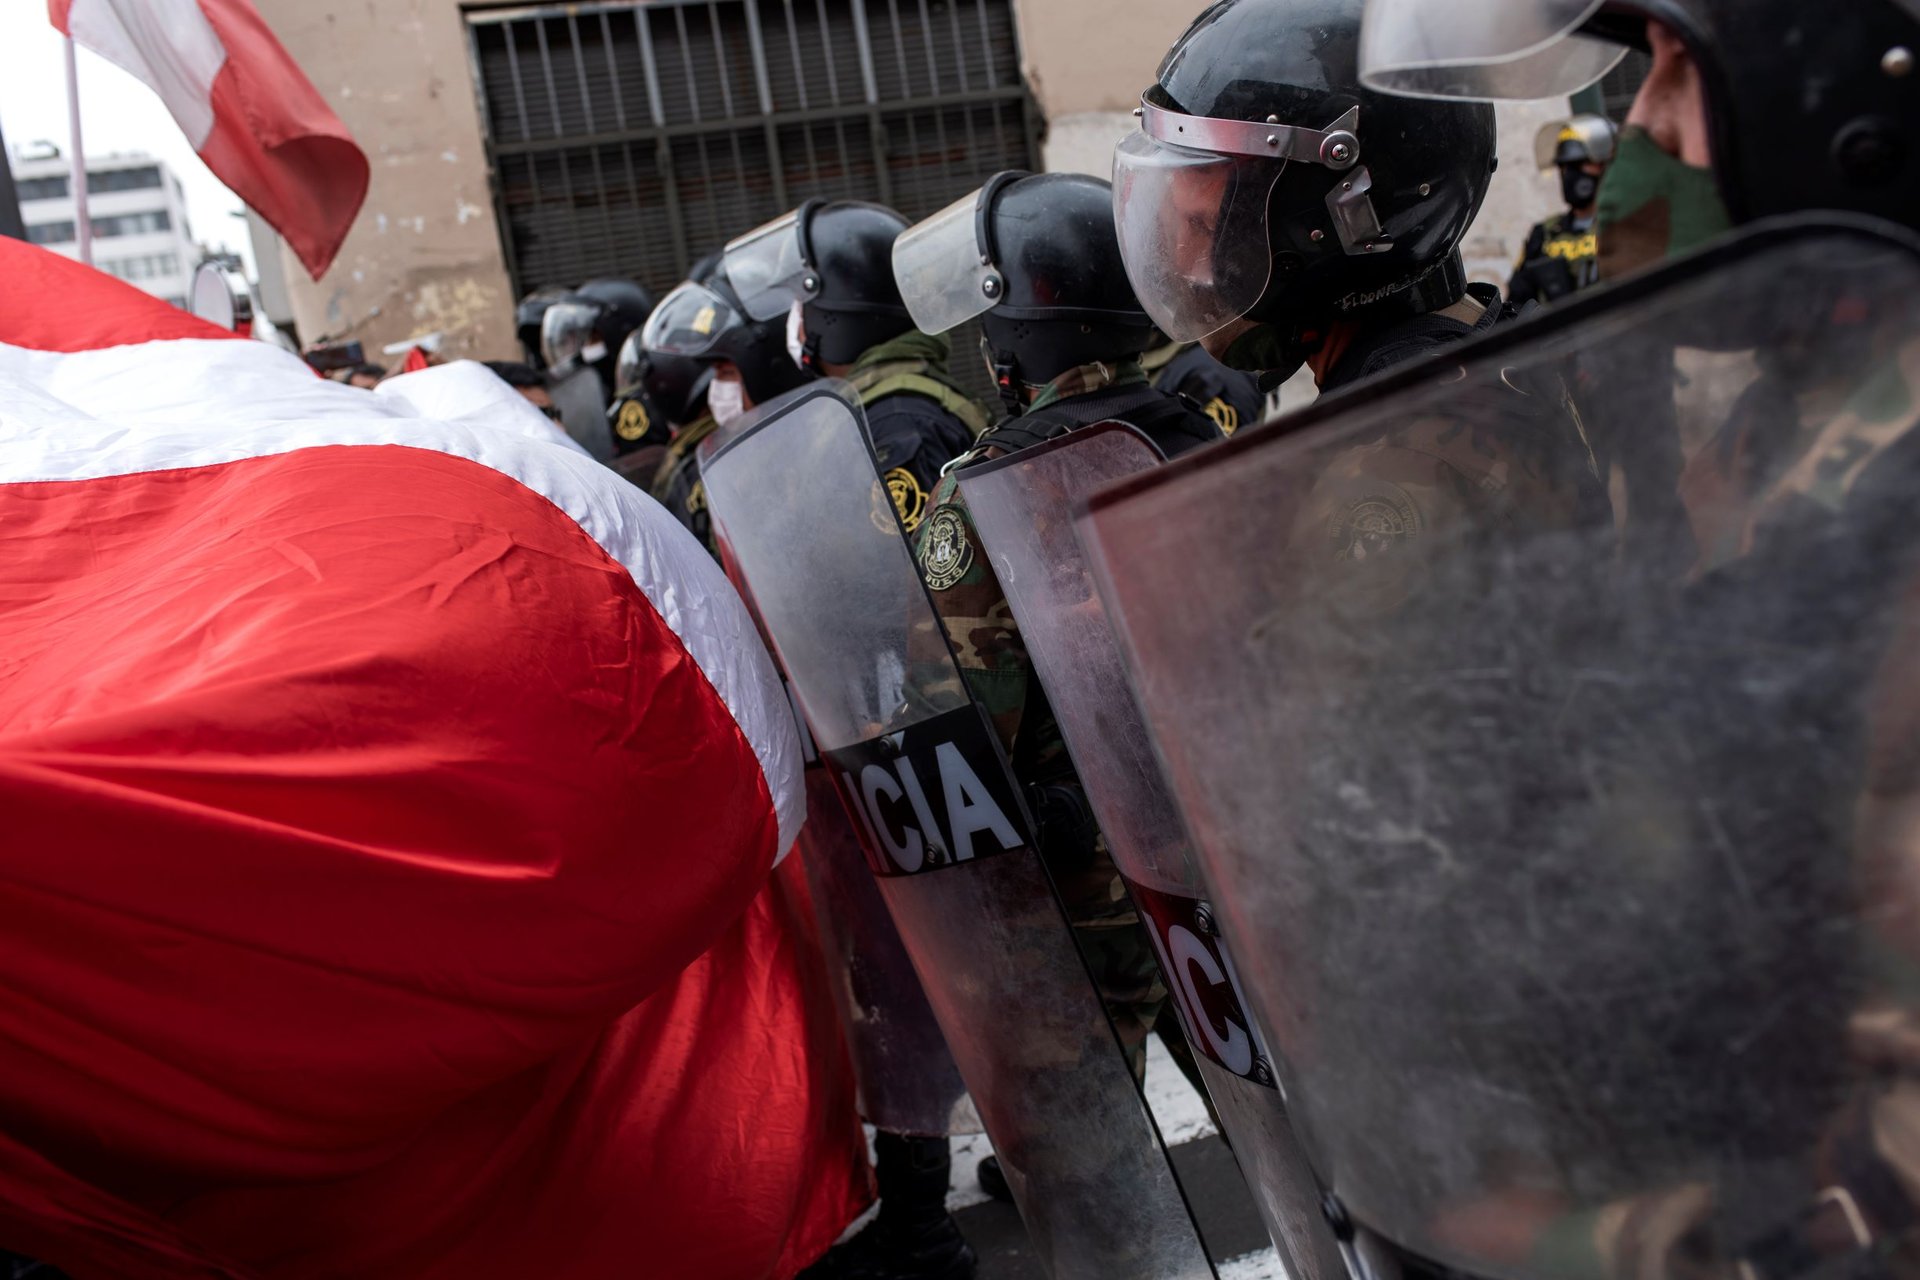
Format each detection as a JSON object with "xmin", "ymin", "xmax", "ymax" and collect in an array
[
  {"xmin": 254, "ymin": 0, "xmax": 1602, "ymax": 363},
  {"xmin": 16, "ymin": 150, "xmax": 199, "ymax": 309}
]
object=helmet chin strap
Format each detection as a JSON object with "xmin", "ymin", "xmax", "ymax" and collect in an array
[{"xmin": 987, "ymin": 344, "xmax": 1026, "ymax": 417}]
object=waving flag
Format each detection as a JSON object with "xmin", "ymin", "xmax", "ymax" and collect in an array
[
  {"xmin": 47, "ymin": 0, "xmax": 370, "ymax": 278},
  {"xmin": 0, "ymin": 239, "xmax": 868, "ymax": 1279}
]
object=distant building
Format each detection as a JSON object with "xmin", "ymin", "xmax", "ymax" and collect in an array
[{"xmin": 16, "ymin": 150, "xmax": 198, "ymax": 308}]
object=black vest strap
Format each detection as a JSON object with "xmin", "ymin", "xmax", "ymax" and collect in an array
[{"xmin": 976, "ymin": 382, "xmax": 1214, "ymax": 460}]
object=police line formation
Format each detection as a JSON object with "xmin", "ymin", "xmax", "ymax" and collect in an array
[{"xmin": 413, "ymin": 0, "xmax": 1920, "ymax": 1275}]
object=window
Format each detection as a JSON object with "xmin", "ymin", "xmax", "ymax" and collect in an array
[
  {"xmin": 26, "ymin": 220, "xmax": 75, "ymax": 246},
  {"xmin": 468, "ymin": 0, "xmax": 1038, "ymax": 404},
  {"xmin": 468, "ymin": 0, "xmax": 1037, "ymax": 304},
  {"xmin": 90, "ymin": 166, "xmax": 164, "ymax": 193},
  {"xmin": 93, "ymin": 210, "xmax": 173, "ymax": 237},
  {"xmin": 17, "ymin": 175, "xmax": 69, "ymax": 201},
  {"xmin": 101, "ymin": 252, "xmax": 182, "ymax": 281}
]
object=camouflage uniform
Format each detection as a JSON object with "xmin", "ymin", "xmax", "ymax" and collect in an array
[
  {"xmin": 649, "ymin": 413, "xmax": 719, "ymax": 558},
  {"xmin": 912, "ymin": 359, "xmax": 1219, "ymax": 1074}
]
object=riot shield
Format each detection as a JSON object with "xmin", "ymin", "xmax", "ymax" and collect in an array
[
  {"xmin": 702, "ymin": 384, "xmax": 1216, "ymax": 1279},
  {"xmin": 549, "ymin": 366, "xmax": 613, "ymax": 460},
  {"xmin": 957, "ymin": 423, "xmax": 1350, "ymax": 1280},
  {"xmin": 791, "ymin": 764, "xmax": 974, "ymax": 1134},
  {"xmin": 715, "ymin": 526, "xmax": 972, "ymax": 1137},
  {"xmin": 1079, "ymin": 218, "xmax": 1920, "ymax": 1280}
]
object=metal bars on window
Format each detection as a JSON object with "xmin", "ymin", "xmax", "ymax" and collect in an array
[{"xmin": 465, "ymin": 0, "xmax": 1040, "ymax": 303}]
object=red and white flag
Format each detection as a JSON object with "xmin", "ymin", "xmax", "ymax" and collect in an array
[
  {"xmin": 0, "ymin": 239, "xmax": 869, "ymax": 1278},
  {"xmin": 48, "ymin": 0, "xmax": 371, "ymax": 279}
]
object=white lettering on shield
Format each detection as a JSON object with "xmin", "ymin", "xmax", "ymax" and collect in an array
[
  {"xmin": 860, "ymin": 763, "xmax": 925, "ymax": 873},
  {"xmin": 934, "ymin": 742, "xmax": 1023, "ymax": 862},
  {"xmin": 844, "ymin": 740, "xmax": 1024, "ymax": 874},
  {"xmin": 1170, "ymin": 924, "xmax": 1255, "ymax": 1076}
]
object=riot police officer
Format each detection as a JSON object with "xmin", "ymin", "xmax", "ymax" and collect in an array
[
  {"xmin": 1109, "ymin": 0, "xmax": 1501, "ymax": 394},
  {"xmin": 602, "ymin": 333, "xmax": 683, "ymax": 490},
  {"xmin": 639, "ymin": 262, "xmax": 812, "ymax": 433},
  {"xmin": 539, "ymin": 277, "xmax": 655, "ymax": 392},
  {"xmin": 707, "ymin": 201, "xmax": 989, "ymax": 1280},
  {"xmin": 514, "ymin": 285, "xmax": 569, "ymax": 370},
  {"xmin": 719, "ymin": 200, "xmax": 988, "ymax": 535},
  {"xmin": 890, "ymin": 168, "xmax": 1221, "ymax": 1201},
  {"xmin": 539, "ymin": 278, "xmax": 656, "ymax": 457},
  {"xmin": 1508, "ymin": 115, "xmax": 1617, "ymax": 304}
]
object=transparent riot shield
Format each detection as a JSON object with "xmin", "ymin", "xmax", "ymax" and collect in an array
[
  {"xmin": 718, "ymin": 546, "xmax": 973, "ymax": 1137},
  {"xmin": 549, "ymin": 366, "xmax": 613, "ymax": 460},
  {"xmin": 958, "ymin": 423, "xmax": 1350, "ymax": 1280},
  {"xmin": 1079, "ymin": 218, "xmax": 1920, "ymax": 1280},
  {"xmin": 702, "ymin": 383, "xmax": 1216, "ymax": 1279},
  {"xmin": 791, "ymin": 763, "xmax": 974, "ymax": 1134}
]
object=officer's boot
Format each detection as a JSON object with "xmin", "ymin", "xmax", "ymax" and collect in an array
[{"xmin": 800, "ymin": 1132, "xmax": 975, "ymax": 1280}]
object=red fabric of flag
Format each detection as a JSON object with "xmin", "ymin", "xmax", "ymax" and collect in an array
[{"xmin": 0, "ymin": 237, "xmax": 868, "ymax": 1278}]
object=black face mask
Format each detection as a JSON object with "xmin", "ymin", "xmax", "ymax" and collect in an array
[{"xmin": 1561, "ymin": 165, "xmax": 1600, "ymax": 210}]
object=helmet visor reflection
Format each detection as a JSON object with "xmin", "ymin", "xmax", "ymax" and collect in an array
[
  {"xmin": 614, "ymin": 331, "xmax": 648, "ymax": 395},
  {"xmin": 540, "ymin": 301, "xmax": 601, "ymax": 373},
  {"xmin": 723, "ymin": 212, "xmax": 808, "ymax": 322},
  {"xmin": 640, "ymin": 282, "xmax": 743, "ymax": 358},
  {"xmin": 1112, "ymin": 130, "xmax": 1283, "ymax": 344},
  {"xmin": 892, "ymin": 189, "xmax": 998, "ymax": 336},
  {"xmin": 1358, "ymin": 0, "xmax": 1625, "ymax": 100}
]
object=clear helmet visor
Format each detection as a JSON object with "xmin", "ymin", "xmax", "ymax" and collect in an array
[
  {"xmin": 540, "ymin": 301, "xmax": 601, "ymax": 372},
  {"xmin": 723, "ymin": 211, "xmax": 809, "ymax": 322},
  {"xmin": 1358, "ymin": 0, "xmax": 1628, "ymax": 100},
  {"xmin": 640, "ymin": 282, "xmax": 743, "ymax": 358},
  {"xmin": 1112, "ymin": 129, "xmax": 1283, "ymax": 344},
  {"xmin": 613, "ymin": 330, "xmax": 648, "ymax": 395},
  {"xmin": 892, "ymin": 189, "xmax": 998, "ymax": 336}
]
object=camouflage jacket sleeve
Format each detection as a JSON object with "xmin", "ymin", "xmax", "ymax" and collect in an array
[{"xmin": 910, "ymin": 468, "xmax": 1031, "ymax": 756}]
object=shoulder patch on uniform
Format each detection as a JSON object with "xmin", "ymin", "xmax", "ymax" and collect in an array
[
  {"xmin": 885, "ymin": 466, "xmax": 931, "ymax": 533},
  {"xmin": 1202, "ymin": 396, "xmax": 1240, "ymax": 436},
  {"xmin": 615, "ymin": 398, "xmax": 652, "ymax": 441},
  {"xmin": 918, "ymin": 504, "xmax": 973, "ymax": 591}
]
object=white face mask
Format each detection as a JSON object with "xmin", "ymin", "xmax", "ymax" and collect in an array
[
  {"xmin": 581, "ymin": 341, "xmax": 608, "ymax": 366},
  {"xmin": 707, "ymin": 375, "xmax": 747, "ymax": 427},
  {"xmin": 785, "ymin": 300, "xmax": 808, "ymax": 371}
]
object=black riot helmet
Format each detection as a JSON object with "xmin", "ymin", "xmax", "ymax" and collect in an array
[
  {"xmin": 541, "ymin": 277, "xmax": 656, "ymax": 383},
  {"xmin": 639, "ymin": 263, "xmax": 812, "ymax": 409},
  {"xmin": 612, "ymin": 329, "xmax": 713, "ymax": 428},
  {"xmin": 1358, "ymin": 0, "xmax": 1920, "ymax": 233},
  {"xmin": 720, "ymin": 200, "xmax": 916, "ymax": 371},
  {"xmin": 1112, "ymin": 0, "xmax": 1496, "ymax": 356},
  {"xmin": 515, "ymin": 286, "xmax": 571, "ymax": 368},
  {"xmin": 893, "ymin": 171, "xmax": 1155, "ymax": 412}
]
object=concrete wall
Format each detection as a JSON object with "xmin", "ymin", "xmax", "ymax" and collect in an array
[
  {"xmin": 254, "ymin": 0, "xmax": 517, "ymax": 362},
  {"xmin": 1015, "ymin": 0, "xmax": 1196, "ymax": 176},
  {"xmin": 1466, "ymin": 99, "xmax": 1569, "ymax": 290}
]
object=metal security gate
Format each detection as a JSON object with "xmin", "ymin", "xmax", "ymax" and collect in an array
[{"xmin": 466, "ymin": 0, "xmax": 1041, "ymax": 304}]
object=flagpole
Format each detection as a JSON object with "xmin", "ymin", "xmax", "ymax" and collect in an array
[{"xmin": 63, "ymin": 35, "xmax": 91, "ymax": 266}]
